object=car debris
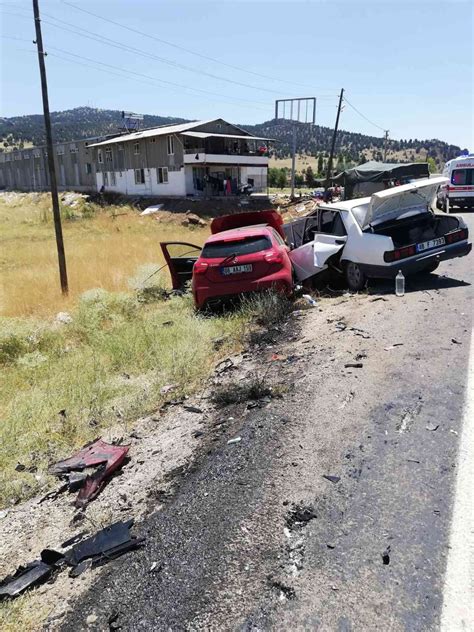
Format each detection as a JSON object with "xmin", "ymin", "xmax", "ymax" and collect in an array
[
  {"xmin": 183, "ymin": 405, "xmax": 203, "ymax": 414},
  {"xmin": 344, "ymin": 363, "xmax": 363, "ymax": 369},
  {"xmin": 370, "ymin": 296, "xmax": 388, "ymax": 302},
  {"xmin": 64, "ymin": 519, "xmax": 143, "ymax": 568},
  {"xmin": 426, "ymin": 423, "xmax": 439, "ymax": 431},
  {"xmin": 382, "ymin": 545, "xmax": 391, "ymax": 565},
  {"xmin": 451, "ymin": 338, "xmax": 462, "ymax": 344},
  {"xmin": 0, "ymin": 560, "xmax": 54, "ymax": 599},
  {"xmin": 302, "ymin": 294, "xmax": 318, "ymax": 306},
  {"xmin": 227, "ymin": 437, "xmax": 242, "ymax": 445},
  {"xmin": 215, "ymin": 358, "xmax": 235, "ymax": 374},
  {"xmin": 50, "ymin": 439, "xmax": 130, "ymax": 508},
  {"xmin": 323, "ymin": 475, "xmax": 341, "ymax": 483},
  {"xmin": 384, "ymin": 343, "xmax": 404, "ymax": 350}
]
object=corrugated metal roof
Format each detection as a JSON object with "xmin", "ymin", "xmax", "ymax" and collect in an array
[
  {"xmin": 182, "ymin": 131, "xmax": 274, "ymax": 141},
  {"xmin": 88, "ymin": 119, "xmax": 217, "ymax": 147}
]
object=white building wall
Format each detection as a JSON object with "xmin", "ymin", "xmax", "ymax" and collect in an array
[{"xmin": 97, "ymin": 168, "xmax": 187, "ymax": 196}]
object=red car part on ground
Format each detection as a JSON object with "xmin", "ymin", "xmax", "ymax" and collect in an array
[
  {"xmin": 161, "ymin": 211, "xmax": 293, "ymax": 309},
  {"xmin": 50, "ymin": 439, "xmax": 130, "ymax": 508}
]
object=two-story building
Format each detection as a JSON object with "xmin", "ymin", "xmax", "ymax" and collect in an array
[{"xmin": 90, "ymin": 118, "xmax": 272, "ymax": 197}]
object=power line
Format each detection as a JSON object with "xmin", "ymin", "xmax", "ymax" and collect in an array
[
  {"xmin": 61, "ymin": 0, "xmax": 340, "ymax": 94},
  {"xmin": 1, "ymin": 7, "xmax": 287, "ymax": 97},
  {"xmin": 343, "ymin": 95, "xmax": 387, "ymax": 132},
  {"xmin": 45, "ymin": 47, "xmax": 272, "ymax": 112}
]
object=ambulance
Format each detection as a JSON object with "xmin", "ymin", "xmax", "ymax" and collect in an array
[{"xmin": 437, "ymin": 153, "xmax": 474, "ymax": 212}]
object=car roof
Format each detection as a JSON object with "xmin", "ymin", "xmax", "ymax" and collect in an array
[{"xmin": 205, "ymin": 224, "xmax": 274, "ymax": 243}]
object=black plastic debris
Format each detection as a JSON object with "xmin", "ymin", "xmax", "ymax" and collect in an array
[
  {"xmin": 451, "ymin": 338, "xmax": 462, "ymax": 345},
  {"xmin": 323, "ymin": 475, "xmax": 341, "ymax": 484},
  {"xmin": 382, "ymin": 545, "xmax": 391, "ymax": 565},
  {"xmin": 426, "ymin": 423, "xmax": 439, "ymax": 432},
  {"xmin": 344, "ymin": 363, "xmax": 363, "ymax": 369},
  {"xmin": 64, "ymin": 519, "xmax": 144, "ymax": 567},
  {"xmin": 0, "ymin": 560, "xmax": 55, "ymax": 599},
  {"xmin": 286, "ymin": 503, "xmax": 317, "ymax": 528},
  {"xmin": 183, "ymin": 405, "xmax": 203, "ymax": 414}
]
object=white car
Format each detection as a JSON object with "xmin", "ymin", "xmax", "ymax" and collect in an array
[{"xmin": 284, "ymin": 176, "xmax": 471, "ymax": 291}]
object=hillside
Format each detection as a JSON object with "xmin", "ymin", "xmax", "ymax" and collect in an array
[{"xmin": 0, "ymin": 106, "xmax": 465, "ymax": 170}]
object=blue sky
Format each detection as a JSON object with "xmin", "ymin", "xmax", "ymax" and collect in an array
[{"xmin": 1, "ymin": 0, "xmax": 473, "ymax": 149}]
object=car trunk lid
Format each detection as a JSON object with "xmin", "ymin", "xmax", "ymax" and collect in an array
[
  {"xmin": 202, "ymin": 234, "xmax": 273, "ymax": 283},
  {"xmin": 362, "ymin": 176, "xmax": 448, "ymax": 229}
]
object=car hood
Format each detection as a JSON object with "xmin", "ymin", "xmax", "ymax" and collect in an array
[
  {"xmin": 211, "ymin": 210, "xmax": 285, "ymax": 238},
  {"xmin": 362, "ymin": 176, "xmax": 448, "ymax": 228}
]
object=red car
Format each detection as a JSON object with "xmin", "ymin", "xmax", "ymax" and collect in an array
[{"xmin": 161, "ymin": 211, "xmax": 293, "ymax": 309}]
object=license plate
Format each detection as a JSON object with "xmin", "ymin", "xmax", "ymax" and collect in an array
[
  {"xmin": 222, "ymin": 264, "xmax": 253, "ymax": 275},
  {"xmin": 416, "ymin": 237, "xmax": 445, "ymax": 253}
]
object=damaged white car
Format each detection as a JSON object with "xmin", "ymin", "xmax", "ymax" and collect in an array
[{"xmin": 284, "ymin": 176, "xmax": 471, "ymax": 291}]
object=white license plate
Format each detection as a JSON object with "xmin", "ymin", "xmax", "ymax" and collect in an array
[
  {"xmin": 222, "ymin": 264, "xmax": 253, "ymax": 275},
  {"xmin": 416, "ymin": 237, "xmax": 445, "ymax": 253}
]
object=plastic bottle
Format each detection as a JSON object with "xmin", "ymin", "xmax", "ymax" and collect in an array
[{"xmin": 395, "ymin": 270, "xmax": 405, "ymax": 297}]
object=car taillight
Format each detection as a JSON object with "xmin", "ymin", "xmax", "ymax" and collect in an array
[
  {"xmin": 264, "ymin": 251, "xmax": 283, "ymax": 264},
  {"xmin": 193, "ymin": 261, "xmax": 209, "ymax": 274},
  {"xmin": 383, "ymin": 244, "xmax": 416, "ymax": 263},
  {"xmin": 446, "ymin": 228, "xmax": 468, "ymax": 244}
]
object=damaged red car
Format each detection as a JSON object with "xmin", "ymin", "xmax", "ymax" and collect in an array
[{"xmin": 161, "ymin": 211, "xmax": 293, "ymax": 309}]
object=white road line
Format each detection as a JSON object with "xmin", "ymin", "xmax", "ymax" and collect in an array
[{"xmin": 440, "ymin": 329, "xmax": 474, "ymax": 631}]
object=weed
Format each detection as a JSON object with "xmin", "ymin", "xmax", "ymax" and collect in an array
[
  {"xmin": 240, "ymin": 290, "xmax": 293, "ymax": 328},
  {"xmin": 212, "ymin": 372, "xmax": 272, "ymax": 407}
]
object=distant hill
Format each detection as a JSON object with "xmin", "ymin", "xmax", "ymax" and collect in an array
[{"xmin": 0, "ymin": 106, "xmax": 465, "ymax": 170}]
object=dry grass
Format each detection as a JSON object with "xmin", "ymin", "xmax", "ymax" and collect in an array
[{"xmin": 0, "ymin": 193, "xmax": 209, "ymax": 317}]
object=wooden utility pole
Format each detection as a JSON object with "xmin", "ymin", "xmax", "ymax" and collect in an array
[
  {"xmin": 33, "ymin": 0, "xmax": 68, "ymax": 295},
  {"xmin": 383, "ymin": 130, "xmax": 390, "ymax": 162},
  {"xmin": 325, "ymin": 88, "xmax": 344, "ymax": 191}
]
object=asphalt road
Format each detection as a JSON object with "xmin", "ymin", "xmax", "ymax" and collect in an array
[{"xmin": 63, "ymin": 213, "xmax": 473, "ymax": 632}]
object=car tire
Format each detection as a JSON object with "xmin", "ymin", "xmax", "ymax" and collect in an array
[
  {"xmin": 423, "ymin": 260, "xmax": 440, "ymax": 274},
  {"xmin": 345, "ymin": 261, "xmax": 367, "ymax": 291}
]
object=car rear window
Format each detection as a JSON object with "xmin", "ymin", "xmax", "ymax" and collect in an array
[
  {"xmin": 201, "ymin": 236, "xmax": 272, "ymax": 258},
  {"xmin": 452, "ymin": 169, "xmax": 474, "ymax": 185}
]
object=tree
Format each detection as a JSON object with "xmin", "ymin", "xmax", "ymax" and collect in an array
[
  {"xmin": 305, "ymin": 165, "xmax": 315, "ymax": 188},
  {"xmin": 277, "ymin": 169, "xmax": 287, "ymax": 189},
  {"xmin": 268, "ymin": 167, "xmax": 279, "ymax": 187},
  {"xmin": 295, "ymin": 172, "xmax": 304, "ymax": 187},
  {"xmin": 317, "ymin": 153, "xmax": 324, "ymax": 176}
]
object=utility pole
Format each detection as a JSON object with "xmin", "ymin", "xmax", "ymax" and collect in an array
[
  {"xmin": 325, "ymin": 88, "xmax": 344, "ymax": 191},
  {"xmin": 383, "ymin": 130, "xmax": 390, "ymax": 162},
  {"xmin": 33, "ymin": 0, "xmax": 68, "ymax": 295},
  {"xmin": 290, "ymin": 124, "xmax": 297, "ymax": 199}
]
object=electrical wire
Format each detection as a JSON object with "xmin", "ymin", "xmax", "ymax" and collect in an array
[
  {"xmin": 44, "ymin": 48, "xmax": 272, "ymax": 112},
  {"xmin": 343, "ymin": 96, "xmax": 387, "ymax": 133},
  {"xmin": 61, "ymin": 0, "xmax": 340, "ymax": 94}
]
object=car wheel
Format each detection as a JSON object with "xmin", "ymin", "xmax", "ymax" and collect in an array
[{"xmin": 345, "ymin": 261, "xmax": 367, "ymax": 291}]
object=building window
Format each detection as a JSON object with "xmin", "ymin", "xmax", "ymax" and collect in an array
[
  {"xmin": 105, "ymin": 148, "xmax": 113, "ymax": 162},
  {"xmin": 110, "ymin": 171, "xmax": 116, "ymax": 186},
  {"xmin": 103, "ymin": 172, "xmax": 109, "ymax": 186},
  {"xmin": 85, "ymin": 163, "xmax": 92, "ymax": 175},
  {"xmin": 56, "ymin": 147, "xmax": 64, "ymax": 156},
  {"xmin": 150, "ymin": 138, "xmax": 156, "ymax": 143},
  {"xmin": 167, "ymin": 135, "xmax": 174, "ymax": 155},
  {"xmin": 134, "ymin": 142, "xmax": 140, "ymax": 155},
  {"xmin": 134, "ymin": 168, "xmax": 145, "ymax": 184},
  {"xmin": 157, "ymin": 167, "xmax": 168, "ymax": 184},
  {"xmin": 98, "ymin": 149, "xmax": 103, "ymax": 164}
]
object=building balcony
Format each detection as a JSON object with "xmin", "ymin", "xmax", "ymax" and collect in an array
[{"xmin": 183, "ymin": 153, "xmax": 268, "ymax": 166}]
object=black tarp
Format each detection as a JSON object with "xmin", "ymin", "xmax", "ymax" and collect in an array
[{"xmin": 331, "ymin": 161, "xmax": 430, "ymax": 199}]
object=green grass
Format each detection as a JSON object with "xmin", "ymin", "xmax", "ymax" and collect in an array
[{"xmin": 0, "ymin": 287, "xmax": 247, "ymax": 507}]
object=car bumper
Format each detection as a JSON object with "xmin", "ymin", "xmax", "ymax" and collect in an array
[
  {"xmin": 193, "ymin": 272, "xmax": 292, "ymax": 308},
  {"xmin": 357, "ymin": 241, "xmax": 472, "ymax": 279}
]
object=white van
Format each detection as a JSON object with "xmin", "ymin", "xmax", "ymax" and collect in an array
[{"xmin": 437, "ymin": 153, "xmax": 474, "ymax": 211}]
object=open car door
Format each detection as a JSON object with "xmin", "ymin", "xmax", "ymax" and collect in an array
[
  {"xmin": 160, "ymin": 242, "xmax": 202, "ymax": 290},
  {"xmin": 287, "ymin": 209, "xmax": 347, "ymax": 281}
]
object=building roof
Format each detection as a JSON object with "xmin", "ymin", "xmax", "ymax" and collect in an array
[
  {"xmin": 88, "ymin": 119, "xmax": 260, "ymax": 148},
  {"xmin": 182, "ymin": 131, "xmax": 273, "ymax": 141}
]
